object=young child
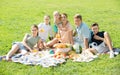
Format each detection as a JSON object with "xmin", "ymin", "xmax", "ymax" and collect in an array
[{"xmin": 38, "ymin": 15, "xmax": 53, "ymax": 42}]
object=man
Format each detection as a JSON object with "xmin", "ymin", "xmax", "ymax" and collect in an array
[
  {"xmin": 90, "ymin": 23, "xmax": 114, "ymax": 58},
  {"xmin": 73, "ymin": 14, "xmax": 91, "ymax": 52}
]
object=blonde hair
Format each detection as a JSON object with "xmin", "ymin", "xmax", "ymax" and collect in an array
[{"xmin": 53, "ymin": 11, "xmax": 61, "ymax": 23}]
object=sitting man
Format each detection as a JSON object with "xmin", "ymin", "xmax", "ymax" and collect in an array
[
  {"xmin": 89, "ymin": 23, "xmax": 114, "ymax": 58},
  {"xmin": 73, "ymin": 14, "xmax": 91, "ymax": 53}
]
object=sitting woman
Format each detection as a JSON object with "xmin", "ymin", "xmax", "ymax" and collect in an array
[
  {"xmin": 6, "ymin": 25, "xmax": 43, "ymax": 60},
  {"xmin": 46, "ymin": 13, "xmax": 74, "ymax": 47},
  {"xmin": 53, "ymin": 11, "xmax": 62, "ymax": 36},
  {"xmin": 38, "ymin": 15, "xmax": 53, "ymax": 42}
]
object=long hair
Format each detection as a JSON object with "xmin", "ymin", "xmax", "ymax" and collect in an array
[
  {"xmin": 53, "ymin": 11, "xmax": 61, "ymax": 24},
  {"xmin": 44, "ymin": 15, "xmax": 51, "ymax": 25},
  {"xmin": 31, "ymin": 24, "xmax": 39, "ymax": 36}
]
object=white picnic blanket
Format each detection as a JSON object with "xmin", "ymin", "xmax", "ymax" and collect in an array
[
  {"xmin": 11, "ymin": 51, "xmax": 66, "ymax": 67},
  {"xmin": 73, "ymin": 50, "xmax": 98, "ymax": 62}
]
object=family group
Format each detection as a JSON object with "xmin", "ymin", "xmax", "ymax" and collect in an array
[{"xmin": 1, "ymin": 11, "xmax": 119, "ymax": 61}]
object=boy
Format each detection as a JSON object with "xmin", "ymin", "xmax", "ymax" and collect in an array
[{"xmin": 90, "ymin": 23, "xmax": 114, "ymax": 58}]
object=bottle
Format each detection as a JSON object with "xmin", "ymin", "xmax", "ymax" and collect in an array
[
  {"xmin": 79, "ymin": 45, "xmax": 82, "ymax": 53},
  {"xmin": 73, "ymin": 43, "xmax": 80, "ymax": 54}
]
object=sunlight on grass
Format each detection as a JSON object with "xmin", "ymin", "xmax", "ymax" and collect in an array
[{"xmin": 0, "ymin": 0, "xmax": 120, "ymax": 75}]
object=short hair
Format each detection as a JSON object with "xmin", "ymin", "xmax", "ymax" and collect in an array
[
  {"xmin": 91, "ymin": 23, "xmax": 99, "ymax": 27},
  {"xmin": 74, "ymin": 14, "xmax": 82, "ymax": 20}
]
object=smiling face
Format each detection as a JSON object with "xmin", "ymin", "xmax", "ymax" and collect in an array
[
  {"xmin": 91, "ymin": 25, "xmax": 99, "ymax": 34},
  {"xmin": 74, "ymin": 18, "xmax": 82, "ymax": 26},
  {"xmin": 44, "ymin": 15, "xmax": 50, "ymax": 25},
  {"xmin": 53, "ymin": 11, "xmax": 61, "ymax": 22},
  {"xmin": 74, "ymin": 14, "xmax": 82, "ymax": 27},
  {"xmin": 31, "ymin": 25, "xmax": 38, "ymax": 37},
  {"xmin": 61, "ymin": 13, "xmax": 67, "ymax": 23}
]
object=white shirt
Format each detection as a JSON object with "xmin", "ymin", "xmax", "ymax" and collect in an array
[{"xmin": 38, "ymin": 23, "xmax": 53, "ymax": 42}]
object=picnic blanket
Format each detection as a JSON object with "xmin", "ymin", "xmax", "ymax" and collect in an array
[
  {"xmin": 73, "ymin": 50, "xmax": 98, "ymax": 62},
  {"xmin": 11, "ymin": 51, "xmax": 66, "ymax": 67},
  {"xmin": 11, "ymin": 50, "xmax": 98, "ymax": 68},
  {"xmin": 1, "ymin": 48, "xmax": 120, "ymax": 68}
]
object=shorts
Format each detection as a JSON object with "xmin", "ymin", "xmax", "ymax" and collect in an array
[
  {"xmin": 73, "ymin": 37, "xmax": 84, "ymax": 48},
  {"xmin": 12, "ymin": 42, "xmax": 28, "ymax": 51},
  {"xmin": 89, "ymin": 42, "xmax": 109, "ymax": 53}
]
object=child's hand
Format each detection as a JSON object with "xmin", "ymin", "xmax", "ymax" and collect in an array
[{"xmin": 94, "ymin": 35, "xmax": 104, "ymax": 41}]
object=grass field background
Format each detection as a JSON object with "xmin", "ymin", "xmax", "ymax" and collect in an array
[{"xmin": 0, "ymin": 0, "xmax": 120, "ymax": 75}]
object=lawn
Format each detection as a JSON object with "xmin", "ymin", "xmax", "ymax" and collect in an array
[{"xmin": 0, "ymin": 0, "xmax": 120, "ymax": 75}]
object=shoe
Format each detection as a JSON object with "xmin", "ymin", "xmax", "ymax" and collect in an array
[
  {"xmin": 114, "ymin": 52, "xmax": 119, "ymax": 55},
  {"xmin": 92, "ymin": 55, "xmax": 98, "ymax": 59},
  {"xmin": 109, "ymin": 51, "xmax": 114, "ymax": 58},
  {"xmin": 0, "ymin": 56, "xmax": 2, "ymax": 61}
]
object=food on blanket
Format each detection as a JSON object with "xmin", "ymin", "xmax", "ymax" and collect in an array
[
  {"xmin": 54, "ymin": 52, "xmax": 67, "ymax": 59},
  {"xmin": 68, "ymin": 51, "xmax": 80, "ymax": 59},
  {"xmin": 55, "ymin": 33, "xmax": 61, "ymax": 38},
  {"xmin": 68, "ymin": 51, "xmax": 76, "ymax": 55},
  {"xmin": 69, "ymin": 54, "xmax": 80, "ymax": 59},
  {"xmin": 53, "ymin": 43, "xmax": 72, "ymax": 58},
  {"xmin": 53, "ymin": 43, "xmax": 70, "ymax": 48},
  {"xmin": 32, "ymin": 49, "xmax": 38, "ymax": 52}
]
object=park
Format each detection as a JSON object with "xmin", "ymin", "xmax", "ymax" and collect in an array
[{"xmin": 0, "ymin": 0, "xmax": 120, "ymax": 75}]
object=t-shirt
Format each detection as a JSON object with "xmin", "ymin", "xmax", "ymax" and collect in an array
[
  {"xmin": 53, "ymin": 22, "xmax": 62, "ymax": 33},
  {"xmin": 74, "ymin": 22, "xmax": 91, "ymax": 48},
  {"xmin": 91, "ymin": 31, "xmax": 105, "ymax": 45},
  {"xmin": 38, "ymin": 23, "xmax": 53, "ymax": 42},
  {"xmin": 26, "ymin": 34, "xmax": 40, "ymax": 49},
  {"xmin": 53, "ymin": 24, "xmax": 58, "ymax": 33}
]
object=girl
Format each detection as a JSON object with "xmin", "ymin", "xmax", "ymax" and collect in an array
[
  {"xmin": 6, "ymin": 25, "xmax": 42, "ymax": 60},
  {"xmin": 38, "ymin": 15, "xmax": 53, "ymax": 42}
]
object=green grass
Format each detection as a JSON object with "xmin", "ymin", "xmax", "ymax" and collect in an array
[{"xmin": 0, "ymin": 0, "xmax": 120, "ymax": 75}]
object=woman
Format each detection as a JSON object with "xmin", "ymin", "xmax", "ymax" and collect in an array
[
  {"xmin": 38, "ymin": 15, "xmax": 53, "ymax": 42},
  {"xmin": 58, "ymin": 13, "xmax": 74, "ymax": 44},
  {"xmin": 6, "ymin": 25, "xmax": 42, "ymax": 60},
  {"xmin": 53, "ymin": 11, "xmax": 62, "ymax": 36},
  {"xmin": 46, "ymin": 13, "xmax": 74, "ymax": 47}
]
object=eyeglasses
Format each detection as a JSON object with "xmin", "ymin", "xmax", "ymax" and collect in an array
[
  {"xmin": 31, "ymin": 29, "xmax": 37, "ymax": 31},
  {"xmin": 61, "ymin": 16, "xmax": 66, "ymax": 18},
  {"xmin": 44, "ymin": 19, "xmax": 49, "ymax": 20}
]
